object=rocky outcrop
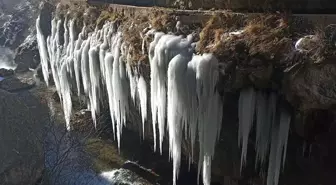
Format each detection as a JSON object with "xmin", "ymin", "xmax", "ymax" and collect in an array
[
  {"xmin": 0, "ymin": 89, "xmax": 44, "ymax": 185},
  {"xmin": 14, "ymin": 34, "xmax": 40, "ymax": 72}
]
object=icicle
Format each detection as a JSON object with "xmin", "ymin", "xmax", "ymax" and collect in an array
[
  {"xmin": 194, "ymin": 54, "xmax": 222, "ymax": 185},
  {"xmin": 59, "ymin": 61, "xmax": 72, "ymax": 130},
  {"xmin": 88, "ymin": 45, "xmax": 101, "ymax": 127},
  {"xmin": 255, "ymin": 92, "xmax": 276, "ymax": 168},
  {"xmin": 148, "ymin": 32, "xmax": 165, "ymax": 152},
  {"xmin": 126, "ymin": 53, "xmax": 137, "ymax": 104},
  {"xmin": 238, "ymin": 87, "xmax": 256, "ymax": 171},
  {"xmin": 279, "ymin": 109, "xmax": 290, "ymax": 170},
  {"xmin": 186, "ymin": 59, "xmax": 198, "ymax": 161},
  {"xmin": 99, "ymin": 30, "xmax": 109, "ymax": 82},
  {"xmin": 137, "ymin": 75, "xmax": 147, "ymax": 139},
  {"xmin": 111, "ymin": 33, "xmax": 130, "ymax": 150},
  {"xmin": 67, "ymin": 18, "xmax": 76, "ymax": 57},
  {"xmin": 74, "ymin": 46, "xmax": 83, "ymax": 96},
  {"xmin": 63, "ymin": 16, "xmax": 69, "ymax": 49},
  {"xmin": 81, "ymin": 39, "xmax": 91, "ymax": 96},
  {"xmin": 150, "ymin": 33, "xmax": 193, "ymax": 153},
  {"xmin": 36, "ymin": 15, "xmax": 50, "ymax": 86},
  {"xmin": 266, "ymin": 108, "xmax": 291, "ymax": 185},
  {"xmin": 104, "ymin": 52, "xmax": 116, "ymax": 139},
  {"xmin": 167, "ymin": 54, "xmax": 191, "ymax": 185}
]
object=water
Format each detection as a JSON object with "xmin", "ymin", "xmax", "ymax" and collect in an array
[{"xmin": 0, "ymin": 46, "xmax": 17, "ymax": 69}]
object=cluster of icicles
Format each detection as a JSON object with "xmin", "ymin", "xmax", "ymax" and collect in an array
[
  {"xmin": 36, "ymin": 13, "xmax": 222, "ymax": 185},
  {"xmin": 239, "ymin": 88, "xmax": 291, "ymax": 185},
  {"xmin": 36, "ymin": 11, "xmax": 291, "ymax": 185}
]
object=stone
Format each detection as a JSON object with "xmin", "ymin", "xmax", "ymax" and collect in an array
[
  {"xmin": 0, "ymin": 76, "xmax": 35, "ymax": 92},
  {"xmin": 14, "ymin": 34, "xmax": 40, "ymax": 72},
  {"xmin": 285, "ymin": 63, "xmax": 336, "ymax": 110},
  {"xmin": 0, "ymin": 89, "xmax": 44, "ymax": 185},
  {"xmin": 0, "ymin": 68, "xmax": 14, "ymax": 77}
]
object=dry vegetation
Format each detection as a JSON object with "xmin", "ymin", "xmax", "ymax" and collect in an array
[
  {"xmin": 197, "ymin": 13, "xmax": 293, "ymax": 64},
  {"xmin": 56, "ymin": 0, "xmax": 336, "ymax": 68}
]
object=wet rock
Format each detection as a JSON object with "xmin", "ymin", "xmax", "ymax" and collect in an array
[
  {"xmin": 100, "ymin": 168, "xmax": 154, "ymax": 185},
  {"xmin": 122, "ymin": 161, "xmax": 160, "ymax": 184},
  {"xmin": 14, "ymin": 34, "xmax": 40, "ymax": 72},
  {"xmin": 0, "ymin": 76, "xmax": 35, "ymax": 92},
  {"xmin": 0, "ymin": 89, "xmax": 44, "ymax": 185},
  {"xmin": 0, "ymin": 68, "xmax": 14, "ymax": 77}
]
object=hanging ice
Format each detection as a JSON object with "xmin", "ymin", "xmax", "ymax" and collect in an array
[
  {"xmin": 148, "ymin": 32, "xmax": 165, "ymax": 152},
  {"xmin": 137, "ymin": 75, "xmax": 147, "ymax": 139},
  {"xmin": 111, "ymin": 32, "xmax": 130, "ymax": 149},
  {"xmin": 81, "ymin": 39, "xmax": 91, "ymax": 97},
  {"xmin": 167, "ymin": 54, "xmax": 191, "ymax": 185},
  {"xmin": 194, "ymin": 54, "xmax": 222, "ymax": 185},
  {"xmin": 99, "ymin": 27, "xmax": 109, "ymax": 82},
  {"xmin": 36, "ymin": 15, "xmax": 50, "ymax": 86},
  {"xmin": 255, "ymin": 92, "xmax": 277, "ymax": 168},
  {"xmin": 150, "ymin": 33, "xmax": 193, "ymax": 153},
  {"xmin": 88, "ymin": 45, "xmax": 101, "ymax": 127},
  {"xmin": 59, "ymin": 61, "xmax": 72, "ymax": 131},
  {"xmin": 39, "ymin": 15, "xmax": 227, "ymax": 185},
  {"xmin": 266, "ymin": 108, "xmax": 291, "ymax": 185},
  {"xmin": 126, "ymin": 52, "xmax": 137, "ymax": 104},
  {"xmin": 238, "ymin": 87, "xmax": 256, "ymax": 171},
  {"xmin": 104, "ymin": 52, "xmax": 116, "ymax": 138}
]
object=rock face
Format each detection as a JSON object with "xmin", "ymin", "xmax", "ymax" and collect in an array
[
  {"xmin": 0, "ymin": 89, "xmax": 44, "ymax": 185},
  {"xmin": 14, "ymin": 34, "xmax": 40, "ymax": 72},
  {"xmin": 285, "ymin": 63, "xmax": 336, "ymax": 110}
]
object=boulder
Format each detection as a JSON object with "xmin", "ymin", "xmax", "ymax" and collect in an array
[
  {"xmin": 0, "ymin": 89, "xmax": 44, "ymax": 185},
  {"xmin": 14, "ymin": 34, "xmax": 40, "ymax": 72}
]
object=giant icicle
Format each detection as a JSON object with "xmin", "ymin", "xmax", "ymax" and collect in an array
[
  {"xmin": 266, "ymin": 108, "xmax": 291, "ymax": 185},
  {"xmin": 88, "ymin": 45, "xmax": 101, "ymax": 127},
  {"xmin": 137, "ymin": 75, "xmax": 147, "ymax": 139},
  {"xmin": 59, "ymin": 62, "xmax": 72, "ymax": 130},
  {"xmin": 36, "ymin": 15, "xmax": 50, "ymax": 86},
  {"xmin": 167, "ymin": 54, "xmax": 191, "ymax": 185},
  {"xmin": 255, "ymin": 92, "xmax": 277, "ymax": 169},
  {"xmin": 238, "ymin": 87, "xmax": 256, "ymax": 171},
  {"xmin": 197, "ymin": 54, "xmax": 223, "ymax": 185},
  {"xmin": 111, "ymin": 33, "xmax": 130, "ymax": 149}
]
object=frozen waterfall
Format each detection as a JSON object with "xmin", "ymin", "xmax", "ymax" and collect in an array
[{"xmin": 36, "ymin": 12, "xmax": 292, "ymax": 185}]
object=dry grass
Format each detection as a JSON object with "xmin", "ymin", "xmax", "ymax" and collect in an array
[
  {"xmin": 244, "ymin": 15, "xmax": 292, "ymax": 59},
  {"xmin": 308, "ymin": 25, "xmax": 336, "ymax": 63},
  {"xmin": 149, "ymin": 10, "xmax": 176, "ymax": 32},
  {"xmin": 197, "ymin": 12, "xmax": 245, "ymax": 52},
  {"xmin": 57, "ymin": 1, "xmax": 336, "ymax": 67},
  {"xmin": 198, "ymin": 13, "xmax": 293, "ymax": 62}
]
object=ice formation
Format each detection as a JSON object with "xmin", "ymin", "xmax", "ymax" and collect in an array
[
  {"xmin": 36, "ymin": 15, "xmax": 50, "ymax": 86},
  {"xmin": 137, "ymin": 75, "xmax": 147, "ymax": 138},
  {"xmin": 39, "ymin": 13, "xmax": 224, "ymax": 185},
  {"xmin": 60, "ymin": 62, "xmax": 72, "ymax": 130},
  {"xmin": 238, "ymin": 88, "xmax": 291, "ymax": 185},
  {"xmin": 255, "ymin": 92, "xmax": 277, "ymax": 168},
  {"xmin": 238, "ymin": 87, "xmax": 256, "ymax": 170},
  {"xmin": 37, "ymin": 11, "xmax": 292, "ymax": 185},
  {"xmin": 88, "ymin": 45, "xmax": 101, "ymax": 127}
]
